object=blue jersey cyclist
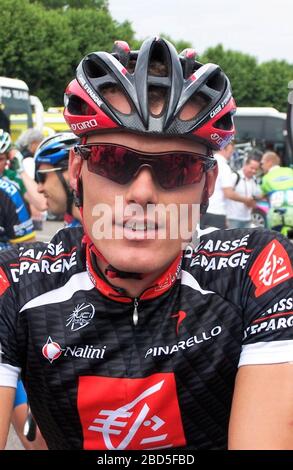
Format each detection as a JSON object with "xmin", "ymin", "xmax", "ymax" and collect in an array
[
  {"xmin": 0, "ymin": 177, "xmax": 35, "ymax": 249},
  {"xmin": 0, "ymin": 129, "xmax": 35, "ymax": 248},
  {"xmin": 34, "ymin": 132, "xmax": 81, "ymax": 228},
  {"xmin": 0, "ymin": 37, "xmax": 293, "ymax": 451}
]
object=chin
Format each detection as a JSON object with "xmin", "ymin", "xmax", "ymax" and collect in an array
[{"xmin": 108, "ymin": 247, "xmax": 175, "ymax": 275}]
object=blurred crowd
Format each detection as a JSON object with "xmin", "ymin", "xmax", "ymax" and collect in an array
[{"xmin": 201, "ymin": 140, "xmax": 293, "ymax": 234}]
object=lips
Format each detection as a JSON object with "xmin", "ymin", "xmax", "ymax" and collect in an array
[{"xmin": 123, "ymin": 220, "xmax": 157, "ymax": 231}]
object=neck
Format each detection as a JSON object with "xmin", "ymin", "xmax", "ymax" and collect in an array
[
  {"xmin": 95, "ymin": 257, "xmax": 172, "ymax": 297},
  {"xmin": 84, "ymin": 235, "xmax": 182, "ymax": 300},
  {"xmin": 71, "ymin": 203, "xmax": 82, "ymax": 222}
]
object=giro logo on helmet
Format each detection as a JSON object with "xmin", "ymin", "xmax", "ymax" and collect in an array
[
  {"xmin": 210, "ymin": 133, "xmax": 230, "ymax": 147},
  {"xmin": 71, "ymin": 119, "xmax": 98, "ymax": 132}
]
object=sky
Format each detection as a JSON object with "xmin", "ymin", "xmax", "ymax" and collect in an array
[{"xmin": 108, "ymin": 0, "xmax": 293, "ymax": 63}]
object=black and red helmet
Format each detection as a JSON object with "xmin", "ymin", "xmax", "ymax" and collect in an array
[{"xmin": 64, "ymin": 36, "xmax": 236, "ymax": 150}]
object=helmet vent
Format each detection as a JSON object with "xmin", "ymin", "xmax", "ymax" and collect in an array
[
  {"xmin": 214, "ymin": 112, "xmax": 233, "ymax": 130},
  {"xmin": 179, "ymin": 93, "xmax": 210, "ymax": 121},
  {"xmin": 84, "ymin": 58, "xmax": 107, "ymax": 79},
  {"xmin": 148, "ymin": 41, "xmax": 169, "ymax": 76},
  {"xmin": 67, "ymin": 95, "xmax": 95, "ymax": 116},
  {"xmin": 146, "ymin": 41, "xmax": 170, "ymax": 117},
  {"xmin": 100, "ymin": 84, "xmax": 132, "ymax": 115},
  {"xmin": 205, "ymin": 70, "xmax": 225, "ymax": 92}
]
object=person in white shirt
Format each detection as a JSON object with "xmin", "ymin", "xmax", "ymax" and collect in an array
[
  {"xmin": 201, "ymin": 142, "xmax": 255, "ymax": 229},
  {"xmin": 226, "ymin": 156, "xmax": 261, "ymax": 228}
]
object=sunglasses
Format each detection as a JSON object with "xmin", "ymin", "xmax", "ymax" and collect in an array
[
  {"xmin": 74, "ymin": 144, "xmax": 216, "ymax": 190},
  {"xmin": 36, "ymin": 167, "xmax": 63, "ymax": 184}
]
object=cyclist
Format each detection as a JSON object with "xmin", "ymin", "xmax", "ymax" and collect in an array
[
  {"xmin": 34, "ymin": 132, "xmax": 81, "ymax": 227},
  {"xmin": 0, "ymin": 37, "xmax": 292, "ymax": 451},
  {"xmin": 260, "ymin": 151, "xmax": 293, "ymax": 234},
  {"xmin": 0, "ymin": 129, "xmax": 26, "ymax": 197},
  {"xmin": 0, "ymin": 174, "xmax": 35, "ymax": 249},
  {"xmin": 0, "ymin": 130, "xmax": 42, "ymax": 448}
]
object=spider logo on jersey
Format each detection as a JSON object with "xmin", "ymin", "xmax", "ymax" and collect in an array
[{"xmin": 66, "ymin": 303, "xmax": 95, "ymax": 331}]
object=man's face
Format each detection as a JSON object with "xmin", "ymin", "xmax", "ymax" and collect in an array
[
  {"xmin": 243, "ymin": 160, "xmax": 260, "ymax": 179},
  {"xmin": 260, "ymin": 157, "xmax": 270, "ymax": 174},
  {"xmin": 0, "ymin": 153, "xmax": 8, "ymax": 175},
  {"xmin": 70, "ymin": 131, "xmax": 217, "ymax": 276},
  {"xmin": 37, "ymin": 164, "xmax": 68, "ymax": 215}
]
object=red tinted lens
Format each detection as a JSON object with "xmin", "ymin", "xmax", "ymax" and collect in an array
[
  {"xmin": 152, "ymin": 154, "xmax": 205, "ymax": 189},
  {"xmin": 87, "ymin": 145, "xmax": 136, "ymax": 184},
  {"xmin": 78, "ymin": 144, "xmax": 212, "ymax": 189}
]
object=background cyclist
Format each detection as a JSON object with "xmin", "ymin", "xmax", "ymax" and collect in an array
[
  {"xmin": 34, "ymin": 132, "xmax": 81, "ymax": 227},
  {"xmin": 260, "ymin": 151, "xmax": 293, "ymax": 233}
]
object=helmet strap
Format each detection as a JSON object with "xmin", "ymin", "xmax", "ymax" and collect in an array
[
  {"xmin": 200, "ymin": 180, "xmax": 210, "ymax": 215},
  {"xmin": 56, "ymin": 171, "xmax": 74, "ymax": 216}
]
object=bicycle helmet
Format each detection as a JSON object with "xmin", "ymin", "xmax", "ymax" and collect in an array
[
  {"xmin": 35, "ymin": 132, "xmax": 79, "ymax": 216},
  {"xmin": 64, "ymin": 36, "xmax": 236, "ymax": 149},
  {"xmin": 34, "ymin": 132, "xmax": 79, "ymax": 170},
  {"xmin": 0, "ymin": 129, "xmax": 12, "ymax": 153}
]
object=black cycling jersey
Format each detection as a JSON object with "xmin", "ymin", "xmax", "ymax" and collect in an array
[
  {"xmin": 0, "ymin": 177, "xmax": 34, "ymax": 244},
  {"xmin": 0, "ymin": 226, "xmax": 292, "ymax": 450}
]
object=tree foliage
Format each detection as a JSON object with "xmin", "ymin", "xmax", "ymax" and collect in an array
[
  {"xmin": 28, "ymin": 0, "xmax": 108, "ymax": 9},
  {"xmin": 0, "ymin": 0, "xmax": 292, "ymax": 111},
  {"xmin": 65, "ymin": 8, "xmax": 134, "ymax": 59},
  {"xmin": 200, "ymin": 44, "xmax": 293, "ymax": 111},
  {"xmin": 200, "ymin": 44, "xmax": 261, "ymax": 107},
  {"xmin": 0, "ymin": 0, "xmax": 135, "ymax": 106},
  {"xmin": 257, "ymin": 60, "xmax": 293, "ymax": 111}
]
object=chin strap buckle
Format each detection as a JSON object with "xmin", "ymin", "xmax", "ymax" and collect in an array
[{"xmin": 105, "ymin": 265, "xmax": 144, "ymax": 280}]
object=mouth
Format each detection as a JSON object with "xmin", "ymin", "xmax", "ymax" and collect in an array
[
  {"xmin": 114, "ymin": 218, "xmax": 162, "ymax": 241},
  {"xmin": 123, "ymin": 220, "xmax": 158, "ymax": 231}
]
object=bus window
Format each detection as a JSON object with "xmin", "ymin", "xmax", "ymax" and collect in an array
[
  {"xmin": 0, "ymin": 78, "xmax": 33, "ymax": 141},
  {"xmin": 234, "ymin": 116, "xmax": 265, "ymax": 142}
]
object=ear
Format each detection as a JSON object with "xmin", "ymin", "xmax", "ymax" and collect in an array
[
  {"xmin": 69, "ymin": 148, "xmax": 82, "ymax": 191},
  {"xmin": 200, "ymin": 166, "xmax": 218, "ymax": 215},
  {"xmin": 205, "ymin": 165, "xmax": 218, "ymax": 198}
]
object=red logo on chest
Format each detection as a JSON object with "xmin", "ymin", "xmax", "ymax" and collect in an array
[
  {"xmin": 77, "ymin": 373, "xmax": 186, "ymax": 450},
  {"xmin": 249, "ymin": 239, "xmax": 293, "ymax": 297}
]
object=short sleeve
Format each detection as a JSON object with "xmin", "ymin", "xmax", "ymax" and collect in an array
[
  {"xmin": 0, "ymin": 180, "xmax": 35, "ymax": 243},
  {"xmin": 239, "ymin": 232, "xmax": 293, "ymax": 367},
  {"xmin": 0, "ymin": 263, "xmax": 21, "ymax": 388}
]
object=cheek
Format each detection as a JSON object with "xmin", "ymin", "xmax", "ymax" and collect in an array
[
  {"xmin": 82, "ymin": 173, "xmax": 126, "ymax": 226},
  {"xmin": 162, "ymin": 180, "xmax": 204, "ymax": 205}
]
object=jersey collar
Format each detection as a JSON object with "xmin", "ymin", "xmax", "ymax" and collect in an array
[{"xmin": 83, "ymin": 235, "xmax": 182, "ymax": 303}]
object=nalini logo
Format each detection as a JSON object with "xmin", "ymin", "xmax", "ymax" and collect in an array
[
  {"xmin": 42, "ymin": 336, "xmax": 106, "ymax": 364},
  {"xmin": 66, "ymin": 303, "xmax": 95, "ymax": 331},
  {"xmin": 42, "ymin": 336, "xmax": 63, "ymax": 363}
]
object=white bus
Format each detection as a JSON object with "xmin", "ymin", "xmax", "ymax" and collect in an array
[
  {"xmin": 234, "ymin": 107, "xmax": 292, "ymax": 166},
  {"xmin": 0, "ymin": 77, "xmax": 34, "ymax": 141}
]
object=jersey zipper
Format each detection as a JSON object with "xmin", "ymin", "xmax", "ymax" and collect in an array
[{"xmin": 132, "ymin": 298, "xmax": 139, "ymax": 326}]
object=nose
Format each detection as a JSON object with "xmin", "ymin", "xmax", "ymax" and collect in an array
[
  {"xmin": 37, "ymin": 182, "xmax": 44, "ymax": 194},
  {"xmin": 125, "ymin": 166, "xmax": 159, "ymax": 206}
]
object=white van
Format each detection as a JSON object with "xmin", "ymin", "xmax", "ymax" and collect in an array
[
  {"xmin": 0, "ymin": 77, "xmax": 34, "ymax": 140},
  {"xmin": 234, "ymin": 106, "xmax": 292, "ymax": 166}
]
